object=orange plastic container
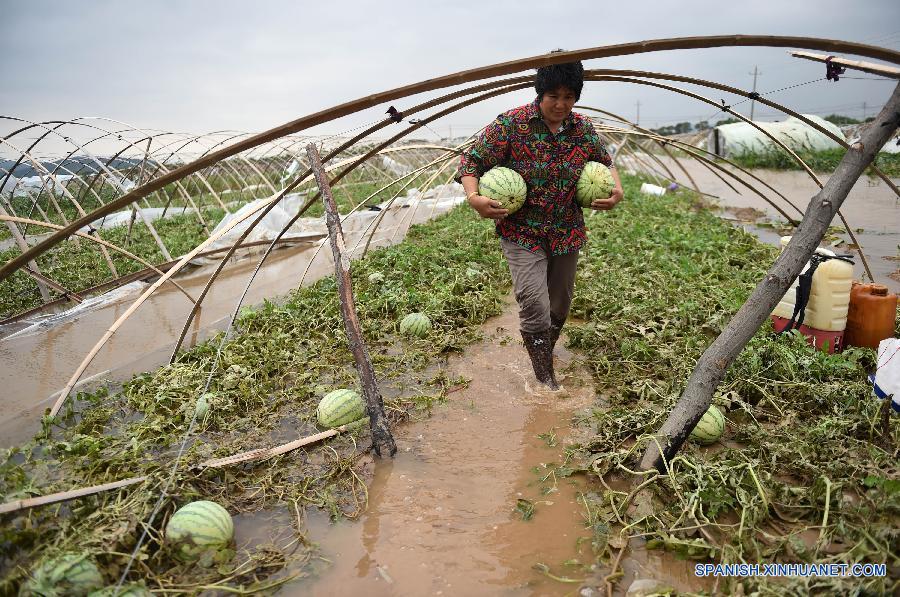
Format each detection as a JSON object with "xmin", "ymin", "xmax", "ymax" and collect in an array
[{"xmin": 844, "ymin": 283, "xmax": 898, "ymax": 350}]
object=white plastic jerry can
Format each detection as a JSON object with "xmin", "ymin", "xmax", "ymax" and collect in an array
[{"xmin": 771, "ymin": 236, "xmax": 854, "ymax": 331}]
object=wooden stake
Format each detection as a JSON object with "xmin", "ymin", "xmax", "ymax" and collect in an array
[
  {"xmin": 305, "ymin": 143, "xmax": 397, "ymax": 457},
  {"xmin": 639, "ymin": 82, "xmax": 900, "ymax": 473}
]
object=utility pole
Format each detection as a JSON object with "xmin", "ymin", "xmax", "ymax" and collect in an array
[
  {"xmin": 862, "ymin": 102, "xmax": 867, "ymax": 120},
  {"xmin": 749, "ymin": 66, "xmax": 762, "ymax": 121},
  {"xmin": 636, "ymin": 100, "xmax": 641, "ymax": 126}
]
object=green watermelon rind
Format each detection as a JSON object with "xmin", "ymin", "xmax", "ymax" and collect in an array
[
  {"xmin": 575, "ymin": 162, "xmax": 615, "ymax": 207},
  {"xmin": 317, "ymin": 389, "xmax": 366, "ymax": 428},
  {"xmin": 21, "ymin": 553, "xmax": 104, "ymax": 596},
  {"xmin": 689, "ymin": 406, "xmax": 725, "ymax": 445},
  {"xmin": 399, "ymin": 313, "xmax": 431, "ymax": 337},
  {"xmin": 165, "ymin": 501, "xmax": 234, "ymax": 560},
  {"xmin": 479, "ymin": 167, "xmax": 526, "ymax": 214}
]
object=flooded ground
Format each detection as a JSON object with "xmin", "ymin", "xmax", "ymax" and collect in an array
[
  {"xmin": 0, "ymin": 198, "xmax": 461, "ymax": 445},
  {"xmin": 230, "ymin": 302, "xmax": 708, "ymax": 596},
  {"xmin": 634, "ymin": 156, "xmax": 900, "ymax": 294}
]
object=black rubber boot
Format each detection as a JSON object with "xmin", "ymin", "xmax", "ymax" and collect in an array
[
  {"xmin": 549, "ymin": 315, "xmax": 565, "ymax": 354},
  {"xmin": 521, "ymin": 330, "xmax": 560, "ymax": 390}
]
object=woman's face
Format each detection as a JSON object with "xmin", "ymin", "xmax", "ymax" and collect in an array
[{"xmin": 539, "ymin": 86, "xmax": 578, "ymax": 125}]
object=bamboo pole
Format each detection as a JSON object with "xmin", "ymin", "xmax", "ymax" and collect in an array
[{"xmin": 306, "ymin": 143, "xmax": 396, "ymax": 457}]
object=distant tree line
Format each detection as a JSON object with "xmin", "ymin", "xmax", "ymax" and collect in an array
[{"xmin": 649, "ymin": 114, "xmax": 873, "ymax": 136}]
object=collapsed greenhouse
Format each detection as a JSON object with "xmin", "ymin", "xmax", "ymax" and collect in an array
[{"xmin": 1, "ymin": 36, "xmax": 899, "ymax": 595}]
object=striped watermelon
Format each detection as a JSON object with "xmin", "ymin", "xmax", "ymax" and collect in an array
[
  {"xmin": 88, "ymin": 583, "xmax": 152, "ymax": 597},
  {"xmin": 689, "ymin": 405, "xmax": 726, "ymax": 445},
  {"xmin": 575, "ymin": 161, "xmax": 615, "ymax": 207},
  {"xmin": 21, "ymin": 553, "xmax": 104, "ymax": 596},
  {"xmin": 399, "ymin": 312, "xmax": 431, "ymax": 337},
  {"xmin": 317, "ymin": 389, "xmax": 366, "ymax": 428},
  {"xmin": 165, "ymin": 500, "xmax": 234, "ymax": 561},
  {"xmin": 478, "ymin": 167, "xmax": 527, "ymax": 214}
]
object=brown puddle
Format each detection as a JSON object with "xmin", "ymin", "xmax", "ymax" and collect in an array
[
  {"xmin": 0, "ymin": 201, "xmax": 458, "ymax": 445},
  {"xmin": 237, "ymin": 301, "xmax": 708, "ymax": 596}
]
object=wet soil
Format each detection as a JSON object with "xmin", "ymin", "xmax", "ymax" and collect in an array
[
  {"xmin": 232, "ymin": 301, "xmax": 707, "ymax": 596},
  {"xmin": 640, "ymin": 156, "xmax": 900, "ymax": 294}
]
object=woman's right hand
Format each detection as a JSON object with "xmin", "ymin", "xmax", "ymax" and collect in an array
[{"xmin": 469, "ymin": 194, "xmax": 509, "ymax": 221}]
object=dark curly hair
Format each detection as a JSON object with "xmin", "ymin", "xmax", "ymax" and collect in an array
[{"xmin": 535, "ymin": 52, "xmax": 584, "ymax": 101}]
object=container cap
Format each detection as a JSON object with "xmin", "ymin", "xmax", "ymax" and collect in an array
[{"xmin": 871, "ymin": 284, "xmax": 888, "ymax": 296}]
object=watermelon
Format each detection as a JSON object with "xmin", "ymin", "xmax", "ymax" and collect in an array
[
  {"xmin": 20, "ymin": 553, "xmax": 104, "ymax": 596},
  {"xmin": 399, "ymin": 312, "xmax": 431, "ymax": 338},
  {"xmin": 478, "ymin": 167, "xmax": 527, "ymax": 214},
  {"xmin": 575, "ymin": 161, "xmax": 615, "ymax": 207},
  {"xmin": 88, "ymin": 583, "xmax": 152, "ymax": 597},
  {"xmin": 689, "ymin": 405, "xmax": 726, "ymax": 445},
  {"xmin": 317, "ymin": 389, "xmax": 366, "ymax": 428},
  {"xmin": 165, "ymin": 500, "xmax": 234, "ymax": 562},
  {"xmin": 194, "ymin": 393, "xmax": 212, "ymax": 423},
  {"xmin": 368, "ymin": 272, "xmax": 385, "ymax": 284}
]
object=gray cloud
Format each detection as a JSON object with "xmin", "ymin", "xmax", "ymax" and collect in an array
[{"xmin": 1, "ymin": 0, "xmax": 898, "ymax": 145}]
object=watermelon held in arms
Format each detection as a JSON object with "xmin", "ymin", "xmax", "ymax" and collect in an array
[
  {"xmin": 478, "ymin": 167, "xmax": 527, "ymax": 214},
  {"xmin": 317, "ymin": 389, "xmax": 367, "ymax": 428},
  {"xmin": 575, "ymin": 161, "xmax": 615, "ymax": 207},
  {"xmin": 689, "ymin": 405, "xmax": 726, "ymax": 445},
  {"xmin": 20, "ymin": 553, "xmax": 104, "ymax": 596},
  {"xmin": 164, "ymin": 500, "xmax": 234, "ymax": 562},
  {"xmin": 399, "ymin": 312, "xmax": 431, "ymax": 337}
]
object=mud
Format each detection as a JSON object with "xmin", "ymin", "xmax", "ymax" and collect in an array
[
  {"xmin": 233, "ymin": 301, "xmax": 707, "ymax": 596},
  {"xmin": 644, "ymin": 156, "xmax": 900, "ymax": 293},
  {"xmin": 0, "ymin": 199, "xmax": 460, "ymax": 445}
]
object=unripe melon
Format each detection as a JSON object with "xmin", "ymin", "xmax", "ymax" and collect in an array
[
  {"xmin": 165, "ymin": 500, "xmax": 234, "ymax": 561},
  {"xmin": 478, "ymin": 167, "xmax": 527, "ymax": 214},
  {"xmin": 194, "ymin": 393, "xmax": 212, "ymax": 422},
  {"xmin": 21, "ymin": 553, "xmax": 104, "ymax": 596},
  {"xmin": 399, "ymin": 312, "xmax": 431, "ymax": 337},
  {"xmin": 689, "ymin": 405, "xmax": 725, "ymax": 445},
  {"xmin": 317, "ymin": 389, "xmax": 366, "ymax": 428},
  {"xmin": 575, "ymin": 162, "xmax": 615, "ymax": 207}
]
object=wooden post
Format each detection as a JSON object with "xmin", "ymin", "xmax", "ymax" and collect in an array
[
  {"xmin": 305, "ymin": 143, "xmax": 397, "ymax": 457},
  {"xmin": 639, "ymin": 82, "xmax": 900, "ymax": 473}
]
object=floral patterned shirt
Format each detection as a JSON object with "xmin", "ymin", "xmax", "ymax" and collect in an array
[{"xmin": 456, "ymin": 99, "xmax": 613, "ymax": 255}]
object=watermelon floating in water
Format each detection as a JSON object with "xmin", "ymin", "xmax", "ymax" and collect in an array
[
  {"xmin": 317, "ymin": 389, "xmax": 366, "ymax": 429},
  {"xmin": 575, "ymin": 161, "xmax": 615, "ymax": 207},
  {"xmin": 165, "ymin": 500, "xmax": 234, "ymax": 561},
  {"xmin": 399, "ymin": 312, "xmax": 431, "ymax": 338},
  {"xmin": 20, "ymin": 553, "xmax": 104, "ymax": 596},
  {"xmin": 478, "ymin": 167, "xmax": 527, "ymax": 214},
  {"xmin": 689, "ymin": 405, "xmax": 725, "ymax": 445}
]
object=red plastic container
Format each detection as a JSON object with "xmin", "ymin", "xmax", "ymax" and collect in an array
[{"xmin": 771, "ymin": 315, "xmax": 844, "ymax": 354}]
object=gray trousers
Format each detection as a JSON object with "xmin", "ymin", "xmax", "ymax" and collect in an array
[{"xmin": 500, "ymin": 238, "xmax": 579, "ymax": 334}]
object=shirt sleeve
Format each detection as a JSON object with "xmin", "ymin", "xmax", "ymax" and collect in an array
[
  {"xmin": 454, "ymin": 114, "xmax": 511, "ymax": 183},
  {"xmin": 586, "ymin": 122, "xmax": 614, "ymax": 168}
]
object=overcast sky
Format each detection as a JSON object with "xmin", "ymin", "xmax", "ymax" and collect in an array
[{"xmin": 1, "ymin": 0, "xmax": 898, "ymax": 152}]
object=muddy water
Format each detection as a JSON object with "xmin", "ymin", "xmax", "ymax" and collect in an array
[
  {"xmin": 0, "ymin": 199, "xmax": 460, "ymax": 446},
  {"xmin": 633, "ymin": 156, "xmax": 900, "ymax": 293},
  {"xmin": 246, "ymin": 303, "xmax": 706, "ymax": 596}
]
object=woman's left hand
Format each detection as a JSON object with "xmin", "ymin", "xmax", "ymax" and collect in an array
[{"xmin": 590, "ymin": 187, "xmax": 623, "ymax": 210}]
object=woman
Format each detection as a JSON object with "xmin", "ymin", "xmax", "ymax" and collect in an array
[{"xmin": 456, "ymin": 59, "xmax": 624, "ymax": 391}]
